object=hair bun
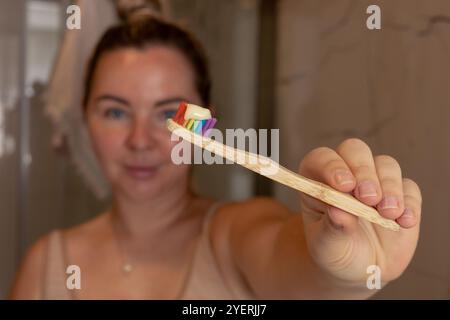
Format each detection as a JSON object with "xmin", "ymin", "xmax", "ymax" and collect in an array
[{"xmin": 116, "ymin": 0, "xmax": 162, "ymax": 23}]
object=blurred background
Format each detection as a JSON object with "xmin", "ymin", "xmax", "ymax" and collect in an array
[{"xmin": 0, "ymin": 0, "xmax": 449, "ymax": 299}]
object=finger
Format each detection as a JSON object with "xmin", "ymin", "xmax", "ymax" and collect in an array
[
  {"xmin": 336, "ymin": 138, "xmax": 382, "ymax": 206},
  {"xmin": 299, "ymin": 147, "xmax": 356, "ymax": 193},
  {"xmin": 373, "ymin": 178, "xmax": 421, "ymax": 278},
  {"xmin": 396, "ymin": 178, "xmax": 422, "ymax": 229},
  {"xmin": 374, "ymin": 155, "xmax": 405, "ymax": 220},
  {"xmin": 299, "ymin": 147, "xmax": 360, "ymax": 234}
]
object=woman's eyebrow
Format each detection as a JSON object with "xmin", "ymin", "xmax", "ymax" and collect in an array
[
  {"xmin": 154, "ymin": 97, "xmax": 187, "ymax": 108},
  {"xmin": 95, "ymin": 95, "xmax": 130, "ymax": 106}
]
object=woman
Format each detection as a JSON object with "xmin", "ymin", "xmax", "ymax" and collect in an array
[{"xmin": 10, "ymin": 12, "xmax": 421, "ymax": 300}]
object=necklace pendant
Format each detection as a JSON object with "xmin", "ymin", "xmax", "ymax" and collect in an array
[{"xmin": 123, "ymin": 263, "xmax": 133, "ymax": 273}]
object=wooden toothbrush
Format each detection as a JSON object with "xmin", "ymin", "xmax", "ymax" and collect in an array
[{"xmin": 166, "ymin": 102, "xmax": 400, "ymax": 232}]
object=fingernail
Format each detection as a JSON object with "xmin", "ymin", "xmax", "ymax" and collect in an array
[
  {"xmin": 379, "ymin": 196, "xmax": 399, "ymax": 209},
  {"xmin": 402, "ymin": 207, "xmax": 414, "ymax": 218},
  {"xmin": 358, "ymin": 181, "xmax": 378, "ymax": 198},
  {"xmin": 334, "ymin": 170, "xmax": 354, "ymax": 186}
]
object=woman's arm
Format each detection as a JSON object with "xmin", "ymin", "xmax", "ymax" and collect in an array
[{"xmin": 212, "ymin": 198, "xmax": 367, "ymax": 299}]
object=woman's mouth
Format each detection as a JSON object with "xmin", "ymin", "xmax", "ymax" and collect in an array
[{"xmin": 123, "ymin": 164, "xmax": 158, "ymax": 180}]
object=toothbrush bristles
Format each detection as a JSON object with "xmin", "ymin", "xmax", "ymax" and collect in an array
[
  {"xmin": 173, "ymin": 102, "xmax": 187, "ymax": 124},
  {"xmin": 172, "ymin": 102, "xmax": 217, "ymax": 136}
]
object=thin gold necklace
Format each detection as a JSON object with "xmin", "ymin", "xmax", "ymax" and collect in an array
[
  {"xmin": 108, "ymin": 199, "xmax": 216, "ymax": 298},
  {"xmin": 110, "ymin": 214, "xmax": 135, "ymax": 274},
  {"xmin": 109, "ymin": 197, "xmax": 196, "ymax": 275}
]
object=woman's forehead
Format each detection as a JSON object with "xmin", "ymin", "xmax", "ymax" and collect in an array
[
  {"xmin": 90, "ymin": 47, "xmax": 197, "ymax": 100},
  {"xmin": 97, "ymin": 46, "xmax": 195, "ymax": 76}
]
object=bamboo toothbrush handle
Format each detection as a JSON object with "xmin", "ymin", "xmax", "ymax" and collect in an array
[{"xmin": 167, "ymin": 120, "xmax": 400, "ymax": 231}]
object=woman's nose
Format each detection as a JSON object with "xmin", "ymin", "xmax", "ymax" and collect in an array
[{"xmin": 126, "ymin": 119, "xmax": 156, "ymax": 151}]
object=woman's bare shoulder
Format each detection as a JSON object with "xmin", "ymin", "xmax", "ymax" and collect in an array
[
  {"xmin": 62, "ymin": 212, "xmax": 110, "ymax": 244},
  {"xmin": 9, "ymin": 232, "xmax": 50, "ymax": 299},
  {"xmin": 9, "ymin": 213, "xmax": 108, "ymax": 299}
]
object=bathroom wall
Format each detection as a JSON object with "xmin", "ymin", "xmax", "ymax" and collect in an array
[
  {"xmin": 274, "ymin": 0, "xmax": 450, "ymax": 298},
  {"xmin": 0, "ymin": 0, "xmax": 23, "ymax": 299},
  {"xmin": 0, "ymin": 0, "xmax": 108, "ymax": 298},
  {"xmin": 170, "ymin": 0, "xmax": 261, "ymax": 201}
]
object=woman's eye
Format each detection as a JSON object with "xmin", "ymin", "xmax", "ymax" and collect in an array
[
  {"xmin": 104, "ymin": 108, "xmax": 128, "ymax": 119},
  {"xmin": 161, "ymin": 110, "xmax": 177, "ymax": 120}
]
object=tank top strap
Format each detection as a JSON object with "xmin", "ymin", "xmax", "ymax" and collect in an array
[
  {"xmin": 42, "ymin": 229, "xmax": 72, "ymax": 300},
  {"xmin": 201, "ymin": 201, "xmax": 224, "ymax": 231}
]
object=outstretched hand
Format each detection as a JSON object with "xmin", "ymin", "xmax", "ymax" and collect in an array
[{"xmin": 299, "ymin": 138, "xmax": 421, "ymax": 285}]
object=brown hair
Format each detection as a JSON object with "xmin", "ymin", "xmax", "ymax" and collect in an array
[{"xmin": 82, "ymin": 16, "xmax": 211, "ymax": 109}]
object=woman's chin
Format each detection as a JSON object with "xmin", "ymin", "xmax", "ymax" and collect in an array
[
  {"xmin": 114, "ymin": 173, "xmax": 176, "ymax": 201},
  {"xmin": 126, "ymin": 176, "xmax": 162, "ymax": 193}
]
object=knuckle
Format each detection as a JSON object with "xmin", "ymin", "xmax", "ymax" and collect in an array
[
  {"xmin": 380, "ymin": 176, "xmax": 402, "ymax": 189},
  {"xmin": 309, "ymin": 146, "xmax": 334, "ymax": 158},
  {"xmin": 337, "ymin": 138, "xmax": 369, "ymax": 153},
  {"xmin": 324, "ymin": 158, "xmax": 347, "ymax": 172},
  {"xmin": 375, "ymin": 154, "xmax": 401, "ymax": 170},
  {"xmin": 299, "ymin": 147, "xmax": 334, "ymax": 172},
  {"xmin": 402, "ymin": 178, "xmax": 422, "ymax": 203},
  {"xmin": 403, "ymin": 193, "xmax": 419, "ymax": 207},
  {"xmin": 353, "ymin": 164, "xmax": 375, "ymax": 177}
]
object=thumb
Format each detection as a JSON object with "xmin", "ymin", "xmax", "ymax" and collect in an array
[
  {"xmin": 325, "ymin": 206, "xmax": 360, "ymax": 234},
  {"xmin": 299, "ymin": 192, "xmax": 360, "ymax": 236}
]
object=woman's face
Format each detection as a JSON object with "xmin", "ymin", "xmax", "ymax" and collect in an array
[{"xmin": 86, "ymin": 46, "xmax": 201, "ymax": 201}]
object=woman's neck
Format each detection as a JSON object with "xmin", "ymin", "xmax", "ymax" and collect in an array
[{"xmin": 110, "ymin": 184, "xmax": 197, "ymax": 246}]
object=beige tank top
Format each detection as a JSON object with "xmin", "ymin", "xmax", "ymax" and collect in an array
[{"xmin": 41, "ymin": 203, "xmax": 255, "ymax": 299}]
